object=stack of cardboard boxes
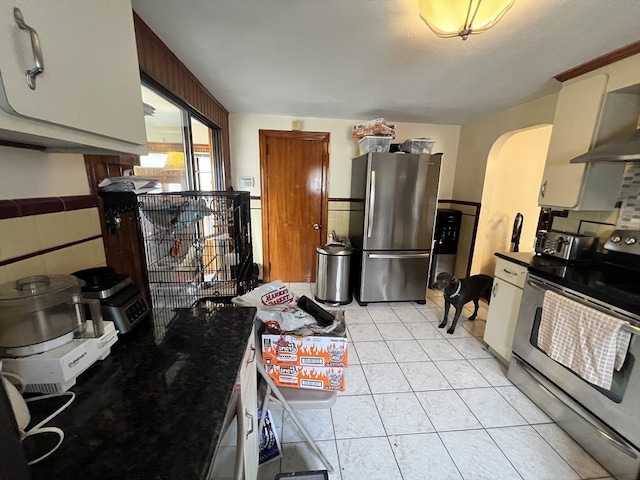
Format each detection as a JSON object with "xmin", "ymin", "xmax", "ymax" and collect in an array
[{"xmin": 261, "ymin": 313, "xmax": 349, "ymax": 392}]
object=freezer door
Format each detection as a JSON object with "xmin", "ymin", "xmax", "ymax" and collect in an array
[
  {"xmin": 358, "ymin": 250, "xmax": 430, "ymax": 303},
  {"xmin": 362, "ymin": 153, "xmax": 441, "ymax": 250},
  {"xmin": 349, "ymin": 154, "xmax": 368, "ymax": 250}
]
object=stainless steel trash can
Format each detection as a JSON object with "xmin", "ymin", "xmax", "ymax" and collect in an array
[{"xmin": 314, "ymin": 245, "xmax": 352, "ymax": 305}]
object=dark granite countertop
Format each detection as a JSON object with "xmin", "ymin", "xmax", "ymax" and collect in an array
[
  {"xmin": 494, "ymin": 251, "xmax": 536, "ymax": 268},
  {"xmin": 28, "ymin": 305, "xmax": 257, "ymax": 480},
  {"xmin": 526, "ymin": 259, "xmax": 640, "ymax": 317},
  {"xmin": 494, "ymin": 251, "xmax": 640, "ymax": 316}
]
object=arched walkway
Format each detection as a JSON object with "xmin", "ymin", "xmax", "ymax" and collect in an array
[{"xmin": 471, "ymin": 124, "xmax": 552, "ymax": 275}]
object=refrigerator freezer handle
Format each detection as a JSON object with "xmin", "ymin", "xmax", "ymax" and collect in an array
[
  {"xmin": 369, "ymin": 253, "xmax": 431, "ymax": 259},
  {"xmin": 367, "ymin": 170, "xmax": 376, "ymax": 238}
]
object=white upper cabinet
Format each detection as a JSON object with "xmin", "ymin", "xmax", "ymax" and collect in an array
[
  {"xmin": 0, "ymin": 0, "xmax": 147, "ymax": 154},
  {"xmin": 538, "ymin": 73, "xmax": 639, "ymax": 210}
]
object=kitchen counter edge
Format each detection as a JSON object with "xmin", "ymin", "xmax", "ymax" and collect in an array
[{"xmin": 28, "ymin": 305, "xmax": 257, "ymax": 480}]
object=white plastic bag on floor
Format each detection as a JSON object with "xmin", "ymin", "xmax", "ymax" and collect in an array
[{"xmin": 232, "ymin": 280, "xmax": 315, "ymax": 331}]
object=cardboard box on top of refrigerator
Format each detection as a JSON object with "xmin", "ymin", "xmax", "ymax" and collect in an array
[
  {"xmin": 265, "ymin": 364, "xmax": 345, "ymax": 392},
  {"xmin": 261, "ymin": 332, "xmax": 348, "ymax": 368},
  {"xmin": 352, "ymin": 118, "xmax": 396, "ymax": 139}
]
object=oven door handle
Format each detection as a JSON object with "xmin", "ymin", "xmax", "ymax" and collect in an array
[
  {"xmin": 526, "ymin": 279, "xmax": 640, "ymax": 336},
  {"xmin": 514, "ymin": 356, "xmax": 638, "ymax": 459}
]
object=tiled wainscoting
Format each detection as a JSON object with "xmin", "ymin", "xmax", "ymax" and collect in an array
[
  {"xmin": 0, "ymin": 196, "xmax": 106, "ymax": 284},
  {"xmin": 249, "ymin": 198, "xmax": 361, "ymax": 278},
  {"xmin": 218, "ymin": 285, "xmax": 612, "ymax": 480},
  {"xmin": 326, "ymin": 200, "xmax": 357, "ymax": 238},
  {"xmin": 619, "ymin": 162, "xmax": 640, "ymax": 229},
  {"xmin": 249, "ymin": 197, "xmax": 478, "ymax": 279},
  {"xmin": 550, "ymin": 209, "xmax": 620, "ymax": 248}
]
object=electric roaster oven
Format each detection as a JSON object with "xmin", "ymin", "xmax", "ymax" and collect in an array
[
  {"xmin": 72, "ymin": 267, "xmax": 149, "ymax": 334},
  {"xmin": 509, "ymin": 229, "xmax": 640, "ymax": 480}
]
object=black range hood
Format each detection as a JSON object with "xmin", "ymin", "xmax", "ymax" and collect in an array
[{"xmin": 570, "ymin": 128, "xmax": 640, "ymax": 163}]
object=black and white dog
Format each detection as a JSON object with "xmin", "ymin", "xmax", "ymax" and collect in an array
[{"xmin": 433, "ymin": 272, "xmax": 493, "ymax": 334}]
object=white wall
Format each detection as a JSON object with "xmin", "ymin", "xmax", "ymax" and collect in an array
[
  {"xmin": 453, "ymin": 53, "xmax": 640, "ymax": 205},
  {"xmin": 568, "ymin": 53, "xmax": 640, "ymax": 92},
  {"xmin": 471, "ymin": 125, "xmax": 552, "ymax": 275},
  {"xmin": 228, "ymin": 114, "xmax": 461, "ymax": 199},
  {"xmin": 0, "ymin": 146, "xmax": 90, "ymax": 199},
  {"xmin": 229, "ymin": 115, "xmax": 461, "ymax": 276},
  {"xmin": 453, "ymin": 93, "xmax": 558, "ymax": 203}
]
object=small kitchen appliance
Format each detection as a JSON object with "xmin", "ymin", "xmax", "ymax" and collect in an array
[
  {"xmin": 534, "ymin": 230, "xmax": 597, "ymax": 261},
  {"xmin": 0, "ymin": 275, "xmax": 104, "ymax": 357},
  {"xmin": 72, "ymin": 267, "xmax": 149, "ymax": 334},
  {"xmin": 1, "ymin": 321, "xmax": 118, "ymax": 393},
  {"xmin": 0, "ymin": 274, "xmax": 119, "ymax": 393}
]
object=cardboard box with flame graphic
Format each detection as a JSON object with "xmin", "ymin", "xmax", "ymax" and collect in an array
[
  {"xmin": 265, "ymin": 364, "xmax": 345, "ymax": 391},
  {"xmin": 261, "ymin": 333, "xmax": 348, "ymax": 368}
]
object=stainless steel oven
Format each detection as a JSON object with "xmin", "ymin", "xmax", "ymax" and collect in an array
[{"xmin": 510, "ymin": 273, "xmax": 640, "ymax": 480}]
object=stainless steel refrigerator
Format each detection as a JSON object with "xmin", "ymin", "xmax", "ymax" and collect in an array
[{"xmin": 349, "ymin": 152, "xmax": 442, "ymax": 305}]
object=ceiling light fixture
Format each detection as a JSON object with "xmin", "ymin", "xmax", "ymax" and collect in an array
[{"xmin": 418, "ymin": 0, "xmax": 515, "ymax": 40}]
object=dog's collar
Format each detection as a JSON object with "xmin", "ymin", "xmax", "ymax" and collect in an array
[{"xmin": 449, "ymin": 279, "xmax": 462, "ymax": 298}]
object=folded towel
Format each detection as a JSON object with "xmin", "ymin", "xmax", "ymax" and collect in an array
[{"xmin": 538, "ymin": 290, "xmax": 631, "ymax": 390}]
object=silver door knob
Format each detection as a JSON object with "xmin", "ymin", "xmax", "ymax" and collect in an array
[{"xmin": 313, "ymin": 224, "xmax": 321, "ymax": 230}]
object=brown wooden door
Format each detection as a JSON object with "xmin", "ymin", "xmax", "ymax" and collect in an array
[{"xmin": 260, "ymin": 130, "xmax": 329, "ymax": 283}]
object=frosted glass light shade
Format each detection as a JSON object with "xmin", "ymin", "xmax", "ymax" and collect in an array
[
  {"xmin": 419, "ymin": 0, "xmax": 515, "ymax": 40},
  {"xmin": 164, "ymin": 151, "xmax": 185, "ymax": 170}
]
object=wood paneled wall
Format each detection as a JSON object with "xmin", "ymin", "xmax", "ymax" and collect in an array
[
  {"xmin": 83, "ymin": 13, "xmax": 233, "ymax": 302},
  {"xmin": 132, "ymin": 12, "xmax": 231, "ymax": 187}
]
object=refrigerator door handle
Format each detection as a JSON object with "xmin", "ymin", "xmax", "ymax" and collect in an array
[
  {"xmin": 367, "ymin": 170, "xmax": 376, "ymax": 238},
  {"xmin": 369, "ymin": 253, "xmax": 431, "ymax": 259}
]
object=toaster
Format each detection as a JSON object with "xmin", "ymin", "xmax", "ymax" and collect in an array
[{"xmin": 535, "ymin": 230, "xmax": 597, "ymax": 261}]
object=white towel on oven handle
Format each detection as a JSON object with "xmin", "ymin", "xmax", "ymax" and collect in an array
[{"xmin": 538, "ymin": 290, "xmax": 632, "ymax": 390}]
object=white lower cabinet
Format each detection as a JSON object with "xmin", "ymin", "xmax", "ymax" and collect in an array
[
  {"xmin": 484, "ymin": 258, "xmax": 527, "ymax": 363},
  {"xmin": 239, "ymin": 328, "xmax": 258, "ymax": 479},
  {"xmin": 208, "ymin": 326, "xmax": 258, "ymax": 480}
]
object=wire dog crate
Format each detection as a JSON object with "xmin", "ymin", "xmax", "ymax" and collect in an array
[{"xmin": 137, "ymin": 191, "xmax": 254, "ymax": 329}]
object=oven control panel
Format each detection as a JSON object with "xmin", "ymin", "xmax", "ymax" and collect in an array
[
  {"xmin": 604, "ymin": 229, "xmax": 640, "ymax": 254},
  {"xmin": 535, "ymin": 230, "xmax": 597, "ymax": 261}
]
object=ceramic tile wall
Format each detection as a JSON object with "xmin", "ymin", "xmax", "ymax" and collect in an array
[
  {"xmin": 550, "ymin": 209, "xmax": 619, "ymax": 249},
  {"xmin": 251, "ymin": 198, "xmax": 481, "ymax": 279},
  {"xmin": 618, "ymin": 162, "xmax": 640, "ymax": 229},
  {"xmin": 0, "ymin": 208, "xmax": 105, "ymax": 284},
  {"xmin": 327, "ymin": 201, "xmax": 356, "ymax": 239}
]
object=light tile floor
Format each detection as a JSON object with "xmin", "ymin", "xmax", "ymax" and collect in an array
[{"xmin": 252, "ymin": 283, "xmax": 612, "ymax": 480}]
